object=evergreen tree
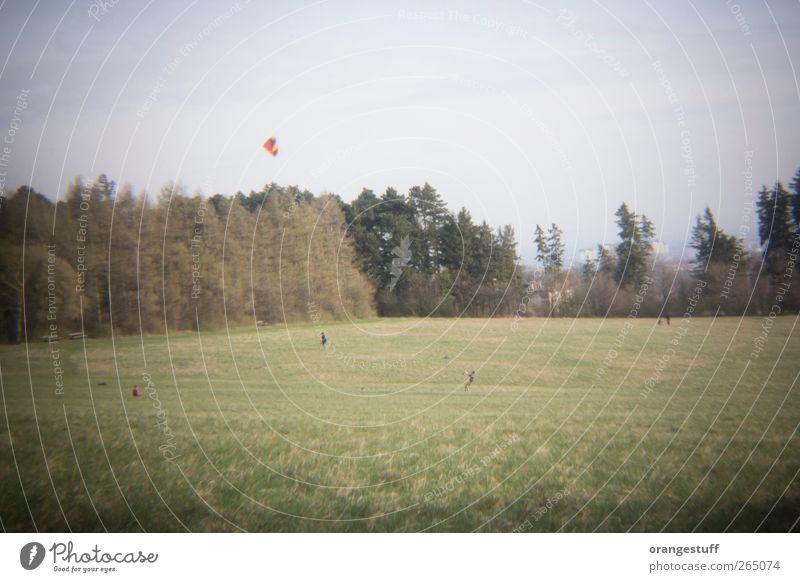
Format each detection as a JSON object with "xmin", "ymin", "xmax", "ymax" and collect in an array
[
  {"xmin": 345, "ymin": 188, "xmax": 383, "ymax": 281},
  {"xmin": 408, "ymin": 183, "xmax": 448, "ymax": 273},
  {"xmin": 581, "ymin": 256, "xmax": 595, "ymax": 280},
  {"xmin": 534, "ymin": 223, "xmax": 565, "ymax": 274},
  {"xmin": 790, "ymin": 168, "xmax": 800, "ymax": 231},
  {"xmin": 596, "ymin": 244, "xmax": 617, "ymax": 276},
  {"xmin": 496, "ymin": 224, "xmax": 520, "ymax": 282},
  {"xmin": 534, "ymin": 224, "xmax": 547, "ymax": 269},
  {"xmin": 757, "ymin": 182, "xmax": 795, "ymax": 278},
  {"xmin": 614, "ymin": 203, "xmax": 655, "ymax": 286},
  {"xmin": 690, "ymin": 206, "xmax": 743, "ymax": 274},
  {"xmin": 546, "ymin": 223, "xmax": 565, "ymax": 272},
  {"xmin": 377, "ymin": 187, "xmax": 421, "ymax": 291},
  {"xmin": 441, "ymin": 208, "xmax": 477, "ymax": 314}
]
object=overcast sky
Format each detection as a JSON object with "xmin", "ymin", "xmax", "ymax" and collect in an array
[{"xmin": 1, "ymin": 0, "xmax": 798, "ymax": 265}]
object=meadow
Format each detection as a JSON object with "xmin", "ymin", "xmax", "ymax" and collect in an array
[{"xmin": 1, "ymin": 316, "xmax": 798, "ymax": 532}]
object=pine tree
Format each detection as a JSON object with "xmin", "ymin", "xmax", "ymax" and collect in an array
[
  {"xmin": 581, "ymin": 257, "xmax": 595, "ymax": 280},
  {"xmin": 546, "ymin": 223, "xmax": 564, "ymax": 272},
  {"xmin": 534, "ymin": 224, "xmax": 547, "ymax": 269},
  {"xmin": 346, "ymin": 188, "xmax": 383, "ymax": 281},
  {"xmin": 790, "ymin": 168, "xmax": 800, "ymax": 231},
  {"xmin": 534, "ymin": 223, "xmax": 564, "ymax": 273},
  {"xmin": 690, "ymin": 206, "xmax": 743, "ymax": 274},
  {"xmin": 614, "ymin": 203, "xmax": 655, "ymax": 286},
  {"xmin": 596, "ymin": 244, "xmax": 616, "ymax": 276},
  {"xmin": 757, "ymin": 182, "xmax": 795, "ymax": 279},
  {"xmin": 408, "ymin": 183, "xmax": 448, "ymax": 273}
]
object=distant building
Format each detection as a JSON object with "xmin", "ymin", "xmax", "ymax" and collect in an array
[{"xmin": 578, "ymin": 248, "xmax": 597, "ymax": 263}]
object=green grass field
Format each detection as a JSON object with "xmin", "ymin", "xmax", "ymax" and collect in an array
[{"xmin": 1, "ymin": 316, "xmax": 798, "ymax": 532}]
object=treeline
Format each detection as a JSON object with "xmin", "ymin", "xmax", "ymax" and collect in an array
[
  {"xmin": 535, "ymin": 168, "xmax": 800, "ymax": 318},
  {"xmin": 0, "ymin": 177, "xmax": 374, "ymax": 342},
  {"xmin": 0, "ymin": 177, "xmax": 523, "ymax": 342},
  {"xmin": 341, "ymin": 183, "xmax": 521, "ymax": 317},
  {"xmin": 2, "ymin": 167, "xmax": 799, "ymax": 342}
]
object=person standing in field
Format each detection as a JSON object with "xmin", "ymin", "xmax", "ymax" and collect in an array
[
  {"xmin": 321, "ymin": 331, "xmax": 328, "ymax": 351},
  {"xmin": 464, "ymin": 370, "xmax": 476, "ymax": 392}
]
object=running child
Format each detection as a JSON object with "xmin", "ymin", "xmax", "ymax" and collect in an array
[{"xmin": 464, "ymin": 370, "xmax": 476, "ymax": 392}]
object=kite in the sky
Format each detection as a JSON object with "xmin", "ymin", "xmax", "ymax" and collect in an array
[{"xmin": 263, "ymin": 136, "xmax": 278, "ymax": 156}]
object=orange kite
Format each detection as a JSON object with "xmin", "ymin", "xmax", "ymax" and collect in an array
[{"xmin": 263, "ymin": 136, "xmax": 278, "ymax": 156}]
